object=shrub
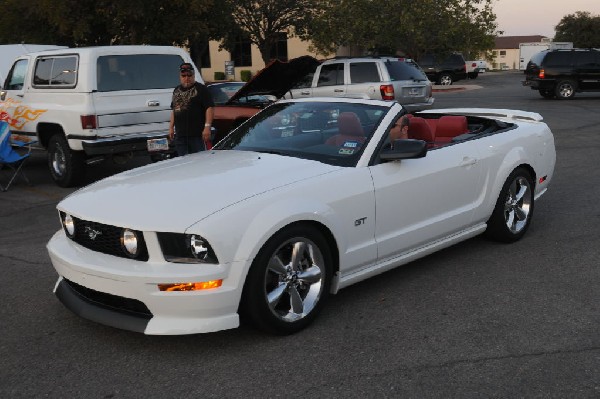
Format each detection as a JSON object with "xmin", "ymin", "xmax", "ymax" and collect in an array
[
  {"xmin": 240, "ymin": 70, "xmax": 252, "ymax": 82},
  {"xmin": 214, "ymin": 71, "xmax": 226, "ymax": 81}
]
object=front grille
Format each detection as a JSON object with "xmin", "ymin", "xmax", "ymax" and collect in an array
[
  {"xmin": 65, "ymin": 214, "xmax": 149, "ymax": 261},
  {"xmin": 65, "ymin": 278, "xmax": 152, "ymax": 319}
]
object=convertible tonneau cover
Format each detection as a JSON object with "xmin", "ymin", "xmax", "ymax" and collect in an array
[{"xmin": 420, "ymin": 108, "xmax": 543, "ymax": 122}]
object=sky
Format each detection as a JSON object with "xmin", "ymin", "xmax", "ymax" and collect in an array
[{"xmin": 493, "ymin": 0, "xmax": 600, "ymax": 37}]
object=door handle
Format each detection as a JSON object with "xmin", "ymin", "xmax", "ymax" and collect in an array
[
  {"xmin": 459, "ymin": 157, "xmax": 478, "ymax": 167},
  {"xmin": 147, "ymin": 100, "xmax": 160, "ymax": 106},
  {"xmin": 334, "ymin": 89, "xmax": 344, "ymax": 93},
  {"xmin": 300, "ymin": 91, "xmax": 310, "ymax": 95}
]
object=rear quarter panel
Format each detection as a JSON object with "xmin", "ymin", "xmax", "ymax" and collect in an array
[{"xmin": 470, "ymin": 120, "xmax": 555, "ymax": 224}]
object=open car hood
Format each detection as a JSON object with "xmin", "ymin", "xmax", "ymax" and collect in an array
[{"xmin": 227, "ymin": 56, "xmax": 320, "ymax": 104}]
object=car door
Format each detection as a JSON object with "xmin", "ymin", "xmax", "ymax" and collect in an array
[
  {"xmin": 1, "ymin": 58, "xmax": 28, "ymax": 123},
  {"xmin": 0, "ymin": 57, "xmax": 41, "ymax": 142},
  {"xmin": 369, "ymin": 141, "xmax": 483, "ymax": 263},
  {"xmin": 310, "ymin": 62, "xmax": 346, "ymax": 97},
  {"xmin": 345, "ymin": 61, "xmax": 380, "ymax": 99},
  {"xmin": 574, "ymin": 51, "xmax": 600, "ymax": 91}
]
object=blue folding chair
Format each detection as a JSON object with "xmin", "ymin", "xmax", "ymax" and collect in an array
[{"xmin": 0, "ymin": 121, "xmax": 37, "ymax": 191}]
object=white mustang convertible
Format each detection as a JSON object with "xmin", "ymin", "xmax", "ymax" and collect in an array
[{"xmin": 47, "ymin": 98, "xmax": 556, "ymax": 335}]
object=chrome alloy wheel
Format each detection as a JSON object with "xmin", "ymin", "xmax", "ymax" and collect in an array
[
  {"xmin": 51, "ymin": 144, "xmax": 67, "ymax": 177},
  {"xmin": 264, "ymin": 237, "xmax": 325, "ymax": 323},
  {"xmin": 504, "ymin": 176, "xmax": 532, "ymax": 234},
  {"xmin": 557, "ymin": 82, "xmax": 574, "ymax": 98}
]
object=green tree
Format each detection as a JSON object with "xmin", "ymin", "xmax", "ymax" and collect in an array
[
  {"xmin": 217, "ymin": 0, "xmax": 320, "ymax": 65},
  {"xmin": 308, "ymin": 0, "xmax": 497, "ymax": 60},
  {"xmin": 0, "ymin": 0, "xmax": 216, "ymax": 47},
  {"xmin": 554, "ymin": 11, "xmax": 600, "ymax": 48}
]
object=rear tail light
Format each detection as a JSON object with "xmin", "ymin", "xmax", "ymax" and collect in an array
[
  {"xmin": 80, "ymin": 115, "xmax": 97, "ymax": 129},
  {"xmin": 462, "ymin": 64, "xmax": 466, "ymax": 72},
  {"xmin": 538, "ymin": 69, "xmax": 545, "ymax": 79},
  {"xmin": 471, "ymin": 62, "xmax": 477, "ymax": 67},
  {"xmin": 380, "ymin": 84, "xmax": 395, "ymax": 100}
]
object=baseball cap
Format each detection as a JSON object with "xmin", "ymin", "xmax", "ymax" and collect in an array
[{"xmin": 180, "ymin": 63, "xmax": 194, "ymax": 73}]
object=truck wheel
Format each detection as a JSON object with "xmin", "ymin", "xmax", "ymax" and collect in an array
[
  {"xmin": 468, "ymin": 72, "xmax": 478, "ymax": 79},
  {"xmin": 438, "ymin": 73, "xmax": 453, "ymax": 85},
  {"xmin": 48, "ymin": 134, "xmax": 86, "ymax": 187},
  {"xmin": 555, "ymin": 80, "xmax": 576, "ymax": 100}
]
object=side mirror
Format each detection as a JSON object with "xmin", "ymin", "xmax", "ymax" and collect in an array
[{"xmin": 380, "ymin": 139, "xmax": 428, "ymax": 161}]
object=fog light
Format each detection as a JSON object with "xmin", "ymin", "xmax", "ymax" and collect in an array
[
  {"xmin": 121, "ymin": 229, "xmax": 139, "ymax": 257},
  {"xmin": 63, "ymin": 214, "xmax": 75, "ymax": 237},
  {"xmin": 158, "ymin": 280, "xmax": 223, "ymax": 291}
]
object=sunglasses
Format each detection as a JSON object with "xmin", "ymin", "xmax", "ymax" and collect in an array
[{"xmin": 180, "ymin": 71, "xmax": 193, "ymax": 76}]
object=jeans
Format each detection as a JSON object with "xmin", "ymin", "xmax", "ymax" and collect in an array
[{"xmin": 174, "ymin": 135, "xmax": 205, "ymax": 156}]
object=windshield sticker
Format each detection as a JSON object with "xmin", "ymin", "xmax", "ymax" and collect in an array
[
  {"xmin": 338, "ymin": 148, "xmax": 355, "ymax": 155},
  {"xmin": 342, "ymin": 141, "xmax": 360, "ymax": 148}
]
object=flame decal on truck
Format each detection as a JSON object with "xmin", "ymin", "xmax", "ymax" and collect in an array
[{"xmin": 0, "ymin": 98, "xmax": 47, "ymax": 129}]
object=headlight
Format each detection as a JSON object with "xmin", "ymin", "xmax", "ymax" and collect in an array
[
  {"xmin": 121, "ymin": 229, "xmax": 139, "ymax": 257},
  {"xmin": 60, "ymin": 212, "xmax": 76, "ymax": 238},
  {"xmin": 157, "ymin": 232, "xmax": 219, "ymax": 264}
]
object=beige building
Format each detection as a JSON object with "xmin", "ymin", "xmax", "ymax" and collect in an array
[
  {"xmin": 199, "ymin": 36, "xmax": 331, "ymax": 82},
  {"xmin": 197, "ymin": 34, "xmax": 554, "ymax": 80},
  {"xmin": 487, "ymin": 35, "xmax": 549, "ymax": 70}
]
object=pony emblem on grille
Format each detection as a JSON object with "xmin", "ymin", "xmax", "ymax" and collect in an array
[{"xmin": 85, "ymin": 226, "xmax": 103, "ymax": 240}]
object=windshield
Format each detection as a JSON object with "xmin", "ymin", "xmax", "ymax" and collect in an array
[{"xmin": 214, "ymin": 101, "xmax": 389, "ymax": 167}]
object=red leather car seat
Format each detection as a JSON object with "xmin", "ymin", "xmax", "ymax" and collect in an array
[
  {"xmin": 325, "ymin": 112, "xmax": 365, "ymax": 146},
  {"xmin": 435, "ymin": 115, "xmax": 469, "ymax": 142}
]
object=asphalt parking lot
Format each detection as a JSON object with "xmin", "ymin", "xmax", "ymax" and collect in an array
[{"xmin": 1, "ymin": 71, "xmax": 598, "ymax": 398}]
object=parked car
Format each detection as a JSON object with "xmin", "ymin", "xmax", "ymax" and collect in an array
[
  {"xmin": 207, "ymin": 81, "xmax": 274, "ymax": 106},
  {"xmin": 0, "ymin": 45, "xmax": 197, "ymax": 187},
  {"xmin": 417, "ymin": 53, "xmax": 468, "ymax": 85},
  {"xmin": 212, "ymin": 56, "xmax": 319, "ymax": 143},
  {"xmin": 522, "ymin": 48, "xmax": 600, "ymax": 99},
  {"xmin": 286, "ymin": 56, "xmax": 434, "ymax": 112},
  {"xmin": 466, "ymin": 60, "xmax": 487, "ymax": 79},
  {"xmin": 47, "ymin": 97, "xmax": 556, "ymax": 336}
]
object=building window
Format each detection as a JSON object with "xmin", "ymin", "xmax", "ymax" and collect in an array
[
  {"xmin": 191, "ymin": 41, "xmax": 211, "ymax": 68},
  {"xmin": 500, "ymin": 50, "xmax": 506, "ymax": 57},
  {"xmin": 270, "ymin": 32, "xmax": 288, "ymax": 62},
  {"xmin": 232, "ymin": 36, "xmax": 252, "ymax": 67}
]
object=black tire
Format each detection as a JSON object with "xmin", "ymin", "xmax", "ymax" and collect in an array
[
  {"xmin": 438, "ymin": 73, "xmax": 453, "ymax": 85},
  {"xmin": 539, "ymin": 89, "xmax": 555, "ymax": 99},
  {"xmin": 47, "ymin": 134, "xmax": 86, "ymax": 187},
  {"xmin": 240, "ymin": 224, "xmax": 333, "ymax": 334},
  {"xmin": 468, "ymin": 72, "xmax": 479, "ymax": 79},
  {"xmin": 554, "ymin": 80, "xmax": 576, "ymax": 100},
  {"xmin": 485, "ymin": 167, "xmax": 535, "ymax": 243}
]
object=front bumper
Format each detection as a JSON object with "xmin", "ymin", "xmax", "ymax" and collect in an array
[{"xmin": 47, "ymin": 231, "xmax": 242, "ymax": 335}]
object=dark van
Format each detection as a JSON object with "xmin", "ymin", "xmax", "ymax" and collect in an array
[{"xmin": 522, "ymin": 48, "xmax": 600, "ymax": 99}]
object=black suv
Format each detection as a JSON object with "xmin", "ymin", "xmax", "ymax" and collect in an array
[
  {"xmin": 523, "ymin": 48, "xmax": 600, "ymax": 99},
  {"xmin": 416, "ymin": 53, "xmax": 467, "ymax": 85}
]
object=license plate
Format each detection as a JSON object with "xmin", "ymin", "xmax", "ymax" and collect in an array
[
  {"xmin": 408, "ymin": 88, "xmax": 421, "ymax": 96},
  {"xmin": 147, "ymin": 138, "xmax": 169, "ymax": 152}
]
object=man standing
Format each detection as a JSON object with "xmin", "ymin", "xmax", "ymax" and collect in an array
[{"xmin": 169, "ymin": 62, "xmax": 214, "ymax": 155}]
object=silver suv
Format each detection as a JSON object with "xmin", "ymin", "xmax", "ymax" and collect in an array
[{"xmin": 287, "ymin": 57, "xmax": 434, "ymax": 111}]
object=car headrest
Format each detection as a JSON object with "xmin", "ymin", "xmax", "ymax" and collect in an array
[{"xmin": 337, "ymin": 112, "xmax": 364, "ymax": 137}]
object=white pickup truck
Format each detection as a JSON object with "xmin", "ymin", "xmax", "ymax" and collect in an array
[
  {"xmin": 0, "ymin": 45, "xmax": 199, "ymax": 187},
  {"xmin": 466, "ymin": 60, "xmax": 487, "ymax": 79}
]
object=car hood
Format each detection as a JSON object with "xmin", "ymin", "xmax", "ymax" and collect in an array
[
  {"xmin": 227, "ymin": 56, "xmax": 320, "ymax": 104},
  {"xmin": 58, "ymin": 150, "xmax": 340, "ymax": 232}
]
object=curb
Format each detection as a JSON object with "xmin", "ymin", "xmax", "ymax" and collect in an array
[{"xmin": 433, "ymin": 84, "xmax": 482, "ymax": 93}]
